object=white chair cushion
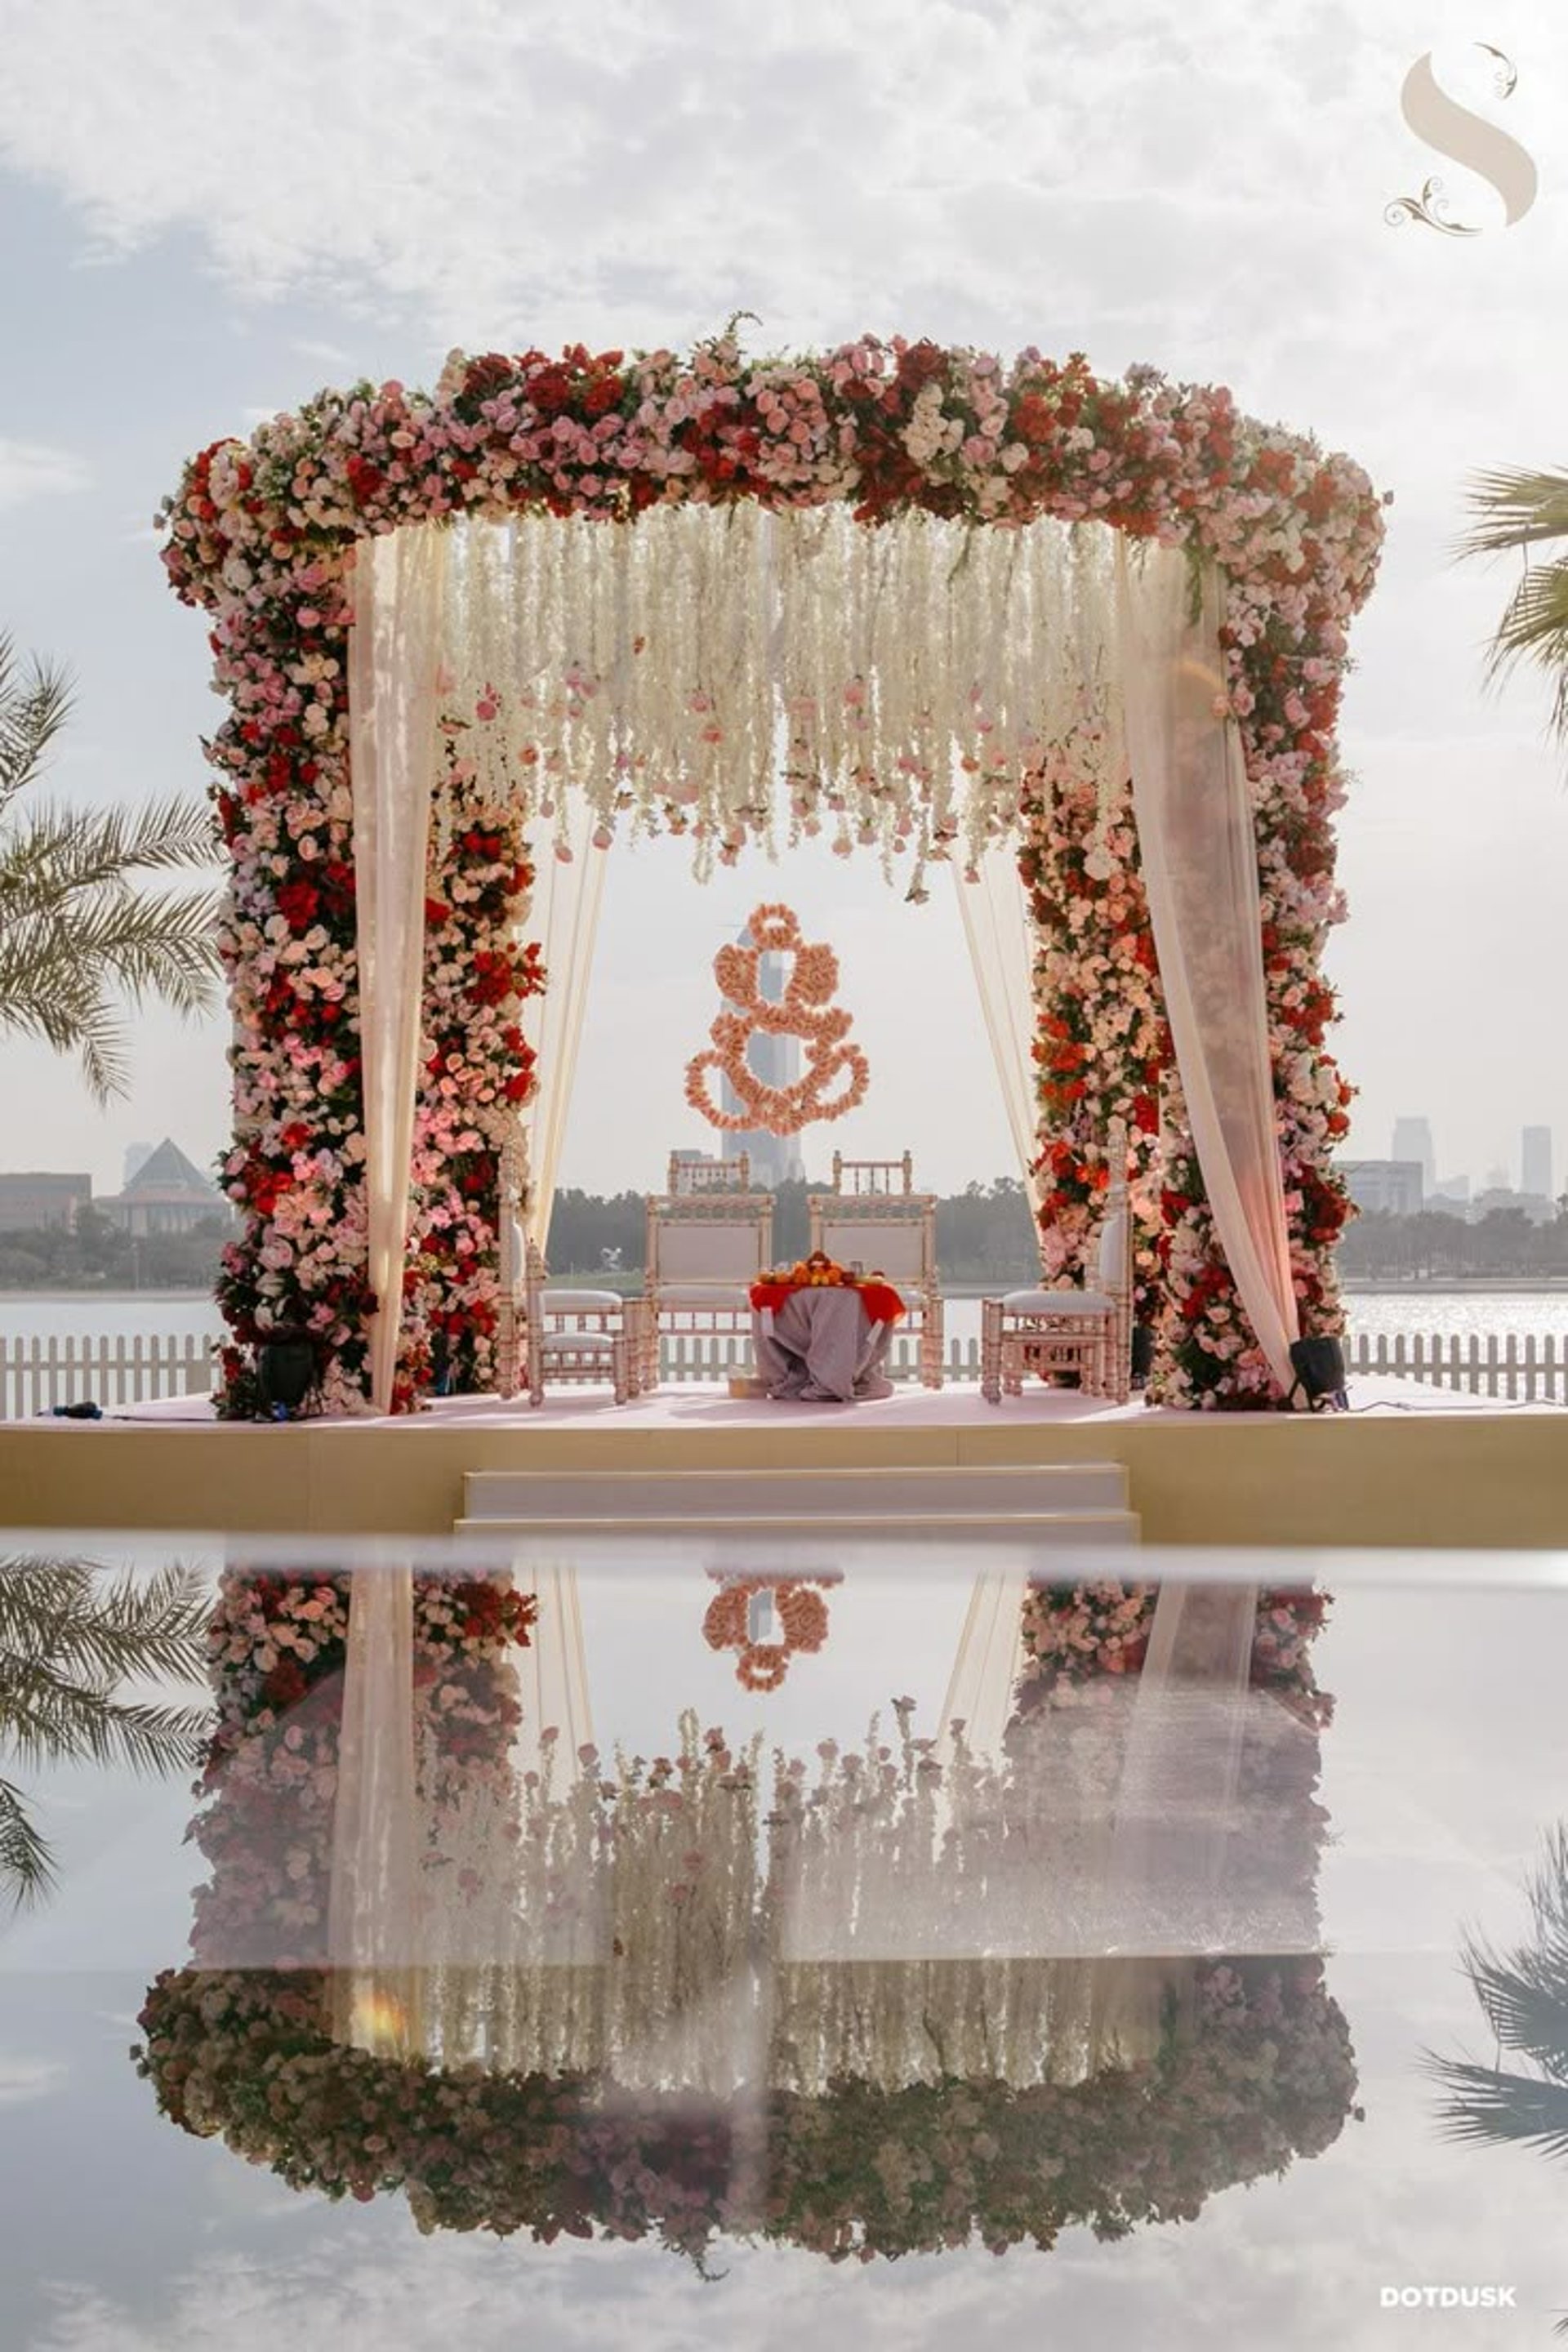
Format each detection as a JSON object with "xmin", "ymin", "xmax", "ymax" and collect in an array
[
  {"xmin": 653, "ymin": 1284, "xmax": 754, "ymax": 1309},
  {"xmin": 1001, "ymin": 1288, "xmax": 1115, "ymax": 1314},
  {"xmin": 541, "ymin": 1288, "xmax": 625, "ymax": 1312},
  {"xmin": 539, "ymin": 1330, "xmax": 617, "ymax": 1353}
]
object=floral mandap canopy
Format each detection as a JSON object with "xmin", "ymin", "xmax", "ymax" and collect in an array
[{"xmin": 159, "ymin": 332, "xmax": 1384, "ymax": 1412}]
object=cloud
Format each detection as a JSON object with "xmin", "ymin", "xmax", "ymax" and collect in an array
[
  {"xmin": 0, "ymin": 2053, "xmax": 66, "ymax": 2107},
  {"xmin": 0, "ymin": 439, "xmax": 91, "ymax": 510},
  {"xmin": 0, "ymin": 0, "xmax": 1558, "ymax": 387}
]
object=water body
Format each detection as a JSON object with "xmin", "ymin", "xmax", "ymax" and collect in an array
[{"xmin": 7, "ymin": 1289, "xmax": 1568, "ymax": 1353}]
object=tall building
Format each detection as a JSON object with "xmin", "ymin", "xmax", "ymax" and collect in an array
[
  {"xmin": 122, "ymin": 1140, "xmax": 156, "ymax": 1188},
  {"xmin": 1339, "ymin": 1160, "xmax": 1424, "ymax": 1218},
  {"xmin": 718, "ymin": 936, "xmax": 804, "ymax": 1189},
  {"xmin": 1521, "ymin": 1125, "xmax": 1553, "ymax": 1205},
  {"xmin": 1390, "ymin": 1118, "xmax": 1436, "ymax": 1193}
]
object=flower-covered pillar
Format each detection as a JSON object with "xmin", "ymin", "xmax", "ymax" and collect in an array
[
  {"xmin": 174, "ymin": 432, "xmax": 541, "ymax": 1415},
  {"xmin": 1018, "ymin": 750, "xmax": 1170, "ymax": 1357},
  {"xmin": 400, "ymin": 733, "xmax": 544, "ymax": 1404}
]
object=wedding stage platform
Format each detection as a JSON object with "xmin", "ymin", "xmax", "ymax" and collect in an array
[{"xmin": 3, "ymin": 1374, "xmax": 1566, "ymax": 1548}]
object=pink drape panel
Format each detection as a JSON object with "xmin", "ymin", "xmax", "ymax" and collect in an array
[
  {"xmin": 348, "ymin": 525, "xmax": 448, "ymax": 1413},
  {"xmin": 1116, "ymin": 542, "xmax": 1300, "ymax": 1397}
]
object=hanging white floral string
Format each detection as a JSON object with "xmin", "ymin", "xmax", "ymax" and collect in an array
[{"xmin": 439, "ymin": 506, "xmax": 1123, "ymax": 877}]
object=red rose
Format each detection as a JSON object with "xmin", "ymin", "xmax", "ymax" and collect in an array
[{"xmin": 263, "ymin": 1658, "xmax": 308, "ymax": 1708}]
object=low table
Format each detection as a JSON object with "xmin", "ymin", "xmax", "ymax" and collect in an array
[{"xmin": 751, "ymin": 1286, "xmax": 898, "ymax": 1403}]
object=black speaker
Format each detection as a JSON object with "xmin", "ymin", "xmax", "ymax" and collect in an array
[
  {"xmin": 256, "ymin": 1328, "xmax": 318, "ymax": 1417},
  {"xmin": 1130, "ymin": 1322, "xmax": 1156, "ymax": 1385},
  {"xmin": 1288, "ymin": 1334, "xmax": 1348, "ymax": 1412}
]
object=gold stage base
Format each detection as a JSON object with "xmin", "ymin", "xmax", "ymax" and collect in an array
[{"xmin": 2, "ymin": 1384, "xmax": 1566, "ymax": 1546}]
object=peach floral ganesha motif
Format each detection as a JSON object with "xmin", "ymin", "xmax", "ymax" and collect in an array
[
  {"xmin": 684, "ymin": 903, "xmax": 870, "ymax": 1138},
  {"xmin": 703, "ymin": 1572, "xmax": 839, "ymax": 1690}
]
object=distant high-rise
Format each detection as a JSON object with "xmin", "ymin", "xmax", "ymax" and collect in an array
[
  {"xmin": 122, "ymin": 1140, "xmax": 155, "ymax": 1188},
  {"xmin": 1521, "ymin": 1125, "xmax": 1553, "ymax": 1204},
  {"xmin": 718, "ymin": 934, "xmax": 804, "ymax": 1189},
  {"xmin": 1391, "ymin": 1118, "xmax": 1435, "ymax": 1193}
]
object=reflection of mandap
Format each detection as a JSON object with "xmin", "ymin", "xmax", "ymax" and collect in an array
[{"xmin": 135, "ymin": 1564, "xmax": 1356, "ymax": 2265}]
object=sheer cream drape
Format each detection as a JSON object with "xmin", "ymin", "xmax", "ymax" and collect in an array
[
  {"xmin": 325, "ymin": 1562, "xmax": 421, "ymax": 2056},
  {"xmin": 514, "ymin": 801, "xmax": 608, "ymax": 1251},
  {"xmin": 1116, "ymin": 542, "xmax": 1301, "ymax": 1396},
  {"xmin": 348, "ymin": 524, "xmax": 449, "ymax": 1413},
  {"xmin": 953, "ymin": 843, "xmax": 1045, "ymax": 1220}
]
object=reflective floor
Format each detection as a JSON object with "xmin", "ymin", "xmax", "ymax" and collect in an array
[{"xmin": 2, "ymin": 1535, "xmax": 1566, "ymax": 2349}]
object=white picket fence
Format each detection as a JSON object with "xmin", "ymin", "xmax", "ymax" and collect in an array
[
  {"xmin": 1346, "ymin": 1329, "xmax": 1568, "ymax": 1404},
  {"xmin": 4, "ymin": 1324, "xmax": 1568, "ymax": 1417},
  {"xmin": 0, "ymin": 1332, "xmax": 217, "ymax": 1419}
]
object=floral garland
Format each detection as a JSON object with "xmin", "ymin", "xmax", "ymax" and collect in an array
[
  {"xmin": 135, "ymin": 1955, "xmax": 1352, "ymax": 2259},
  {"xmin": 162, "ymin": 333, "xmax": 1383, "ymax": 1408},
  {"xmin": 702, "ymin": 1574, "xmax": 836, "ymax": 1690}
]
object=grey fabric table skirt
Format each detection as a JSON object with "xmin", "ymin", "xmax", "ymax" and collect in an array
[{"xmin": 751, "ymin": 1287, "xmax": 896, "ymax": 1402}]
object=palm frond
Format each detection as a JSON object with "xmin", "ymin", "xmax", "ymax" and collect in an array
[
  {"xmin": 0, "ymin": 793, "xmax": 218, "ymax": 901},
  {"xmin": 0, "ymin": 1560, "xmax": 214, "ymax": 1914},
  {"xmin": 1480, "ymin": 560, "xmax": 1568, "ymax": 710},
  {"xmin": 1459, "ymin": 467, "xmax": 1568, "ymax": 561},
  {"xmin": 0, "ymin": 635, "xmax": 74, "ymax": 815},
  {"xmin": 1455, "ymin": 468, "xmax": 1568, "ymax": 748},
  {"xmin": 1427, "ymin": 2055, "xmax": 1568, "ymax": 2160},
  {"xmin": 0, "ymin": 1672, "xmax": 209, "ymax": 1778},
  {"xmin": 1459, "ymin": 1943, "xmax": 1568, "ymax": 2082},
  {"xmin": 0, "ymin": 877, "xmax": 220, "ymax": 1099},
  {"xmin": 0, "ymin": 636, "xmax": 221, "ymax": 1103},
  {"xmin": 0, "ymin": 1775, "xmax": 56, "ymax": 1910},
  {"xmin": 0, "ymin": 1558, "xmax": 212, "ymax": 1686},
  {"xmin": 0, "ymin": 965, "xmax": 128, "ymax": 1103},
  {"xmin": 1526, "ymin": 1826, "xmax": 1568, "ymax": 1940}
]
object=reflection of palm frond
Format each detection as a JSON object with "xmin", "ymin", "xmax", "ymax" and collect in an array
[
  {"xmin": 0, "ymin": 1557, "xmax": 212, "ymax": 1909},
  {"xmin": 1428, "ymin": 1824, "xmax": 1568, "ymax": 2166},
  {"xmin": 1430, "ymin": 2059, "xmax": 1568, "ymax": 2160}
]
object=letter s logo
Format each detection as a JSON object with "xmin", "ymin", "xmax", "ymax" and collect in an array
[{"xmin": 1388, "ymin": 45, "xmax": 1539, "ymax": 234}]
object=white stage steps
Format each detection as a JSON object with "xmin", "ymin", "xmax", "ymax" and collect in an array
[{"xmin": 458, "ymin": 1461, "xmax": 1138, "ymax": 1539}]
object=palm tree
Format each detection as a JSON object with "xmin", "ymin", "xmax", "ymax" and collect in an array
[
  {"xmin": 0, "ymin": 1557, "xmax": 212, "ymax": 1909},
  {"xmin": 1459, "ymin": 467, "xmax": 1568, "ymax": 748},
  {"xmin": 1430, "ymin": 1823, "xmax": 1568, "ymax": 2165},
  {"xmin": 0, "ymin": 633, "xmax": 220, "ymax": 1102}
]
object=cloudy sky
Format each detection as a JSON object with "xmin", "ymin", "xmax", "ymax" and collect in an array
[{"xmin": 0, "ymin": 0, "xmax": 1562, "ymax": 1201}]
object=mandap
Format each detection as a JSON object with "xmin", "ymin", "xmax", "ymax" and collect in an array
[{"xmin": 159, "ymin": 331, "xmax": 1385, "ymax": 1414}]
